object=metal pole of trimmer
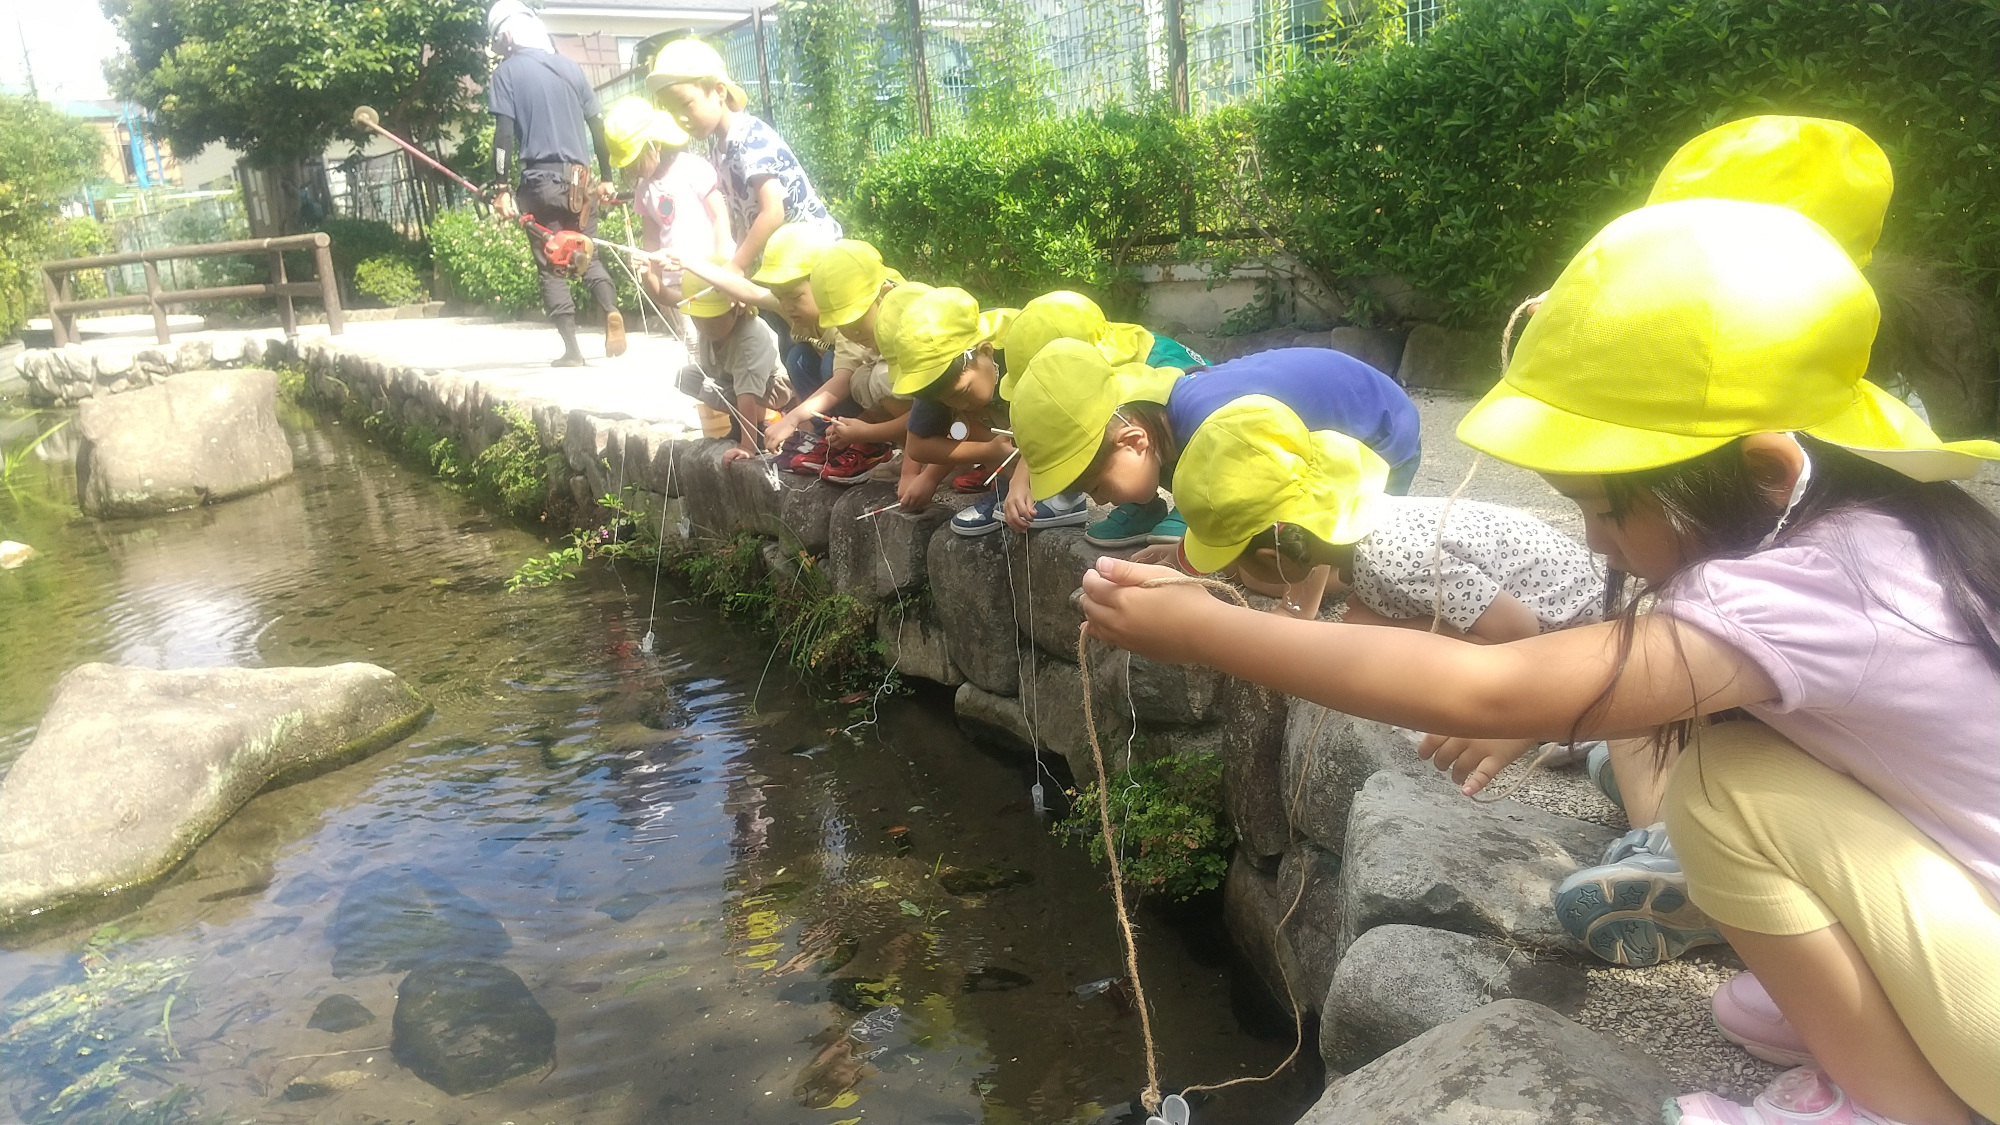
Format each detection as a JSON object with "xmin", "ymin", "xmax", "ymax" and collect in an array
[{"xmin": 350, "ymin": 104, "xmax": 601, "ymax": 277}]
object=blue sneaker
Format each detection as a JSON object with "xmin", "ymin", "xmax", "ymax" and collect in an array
[
  {"xmin": 1554, "ymin": 824, "xmax": 1724, "ymax": 966},
  {"xmin": 951, "ymin": 489, "xmax": 1092, "ymax": 537},
  {"xmin": 1585, "ymin": 741, "xmax": 1623, "ymax": 811},
  {"xmin": 1086, "ymin": 498, "xmax": 1169, "ymax": 548}
]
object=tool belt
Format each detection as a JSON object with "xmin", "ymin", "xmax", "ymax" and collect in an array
[{"xmin": 566, "ymin": 163, "xmax": 593, "ymax": 225}]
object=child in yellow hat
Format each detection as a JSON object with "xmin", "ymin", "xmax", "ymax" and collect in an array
[
  {"xmin": 1002, "ymin": 291, "xmax": 1210, "ymax": 547},
  {"xmin": 1081, "ymin": 199, "xmax": 2000, "ymax": 1125},
  {"xmin": 881, "ymin": 286, "xmax": 1092, "ymax": 536},
  {"xmin": 673, "ymin": 279, "xmax": 791, "ymax": 460},
  {"xmin": 603, "ymin": 96, "xmax": 727, "ymax": 316},
  {"xmin": 1007, "ymin": 339, "xmax": 1422, "ymax": 553},
  {"xmin": 648, "ymin": 38, "xmax": 839, "ymax": 275}
]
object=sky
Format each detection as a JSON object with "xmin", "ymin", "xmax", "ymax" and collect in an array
[{"xmin": 0, "ymin": 0, "xmax": 127, "ymax": 103}]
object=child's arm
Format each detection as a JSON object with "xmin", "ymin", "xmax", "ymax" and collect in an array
[
  {"xmin": 1463, "ymin": 591, "xmax": 1544, "ymax": 644},
  {"xmin": 706, "ymin": 186, "xmax": 733, "ymax": 264},
  {"xmin": 898, "ymin": 456, "xmax": 949, "ymax": 511},
  {"xmin": 677, "ymin": 254, "xmax": 778, "ymax": 314},
  {"xmin": 1077, "ymin": 557, "xmax": 1778, "ymax": 742},
  {"xmin": 904, "ymin": 432, "xmax": 1010, "ymax": 468},
  {"xmin": 825, "ymin": 413, "xmax": 906, "ymax": 448},
  {"xmin": 768, "ymin": 368, "xmax": 854, "ymax": 452},
  {"xmin": 730, "ymin": 178, "xmax": 787, "ymax": 272},
  {"xmin": 1002, "ymin": 459, "xmax": 1036, "ymax": 531},
  {"xmin": 720, "ymin": 393, "xmax": 766, "ymax": 462}
]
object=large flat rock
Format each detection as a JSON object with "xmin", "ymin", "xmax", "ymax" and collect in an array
[
  {"xmin": 1300, "ymin": 999, "xmax": 1678, "ymax": 1124},
  {"xmin": 0, "ymin": 663, "xmax": 429, "ymax": 929},
  {"xmin": 1283, "ymin": 700, "xmax": 1453, "ymax": 853},
  {"xmin": 1321, "ymin": 924, "xmax": 1588, "ymax": 1072},
  {"xmin": 76, "ymin": 368, "xmax": 294, "ymax": 517},
  {"xmin": 1340, "ymin": 771, "xmax": 1617, "ymax": 956}
]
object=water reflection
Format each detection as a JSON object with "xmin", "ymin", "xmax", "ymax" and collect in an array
[{"xmin": 0, "ymin": 408, "xmax": 1315, "ymax": 1124}]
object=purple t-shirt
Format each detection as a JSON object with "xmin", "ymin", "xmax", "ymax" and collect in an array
[{"xmin": 1659, "ymin": 507, "xmax": 2000, "ymax": 901}]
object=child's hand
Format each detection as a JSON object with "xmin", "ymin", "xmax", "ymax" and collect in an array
[
  {"xmin": 722, "ymin": 445, "xmax": 753, "ymax": 464},
  {"xmin": 764, "ymin": 413, "xmax": 800, "ymax": 453},
  {"xmin": 1273, "ymin": 564, "xmax": 1332, "ymax": 620},
  {"xmin": 897, "ymin": 473, "xmax": 932, "ymax": 511},
  {"xmin": 825, "ymin": 416, "xmax": 862, "ymax": 449},
  {"xmin": 1417, "ymin": 735, "xmax": 1540, "ymax": 796},
  {"xmin": 1128, "ymin": 544, "xmax": 1183, "ymax": 568},
  {"xmin": 1002, "ymin": 486, "xmax": 1036, "ymax": 532},
  {"xmin": 1078, "ymin": 557, "xmax": 1224, "ymax": 663}
]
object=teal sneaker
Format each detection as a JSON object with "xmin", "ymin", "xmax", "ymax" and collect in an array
[
  {"xmin": 1086, "ymin": 497, "xmax": 1169, "ymax": 548},
  {"xmin": 1146, "ymin": 508, "xmax": 1186, "ymax": 544},
  {"xmin": 1554, "ymin": 825, "xmax": 1725, "ymax": 966}
]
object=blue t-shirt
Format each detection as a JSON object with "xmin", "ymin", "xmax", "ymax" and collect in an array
[
  {"xmin": 1163, "ymin": 347, "xmax": 1421, "ymax": 484},
  {"xmin": 488, "ymin": 50, "xmax": 600, "ymax": 168}
]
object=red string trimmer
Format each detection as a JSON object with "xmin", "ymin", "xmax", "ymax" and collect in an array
[{"xmin": 352, "ymin": 104, "xmax": 625, "ymax": 277}]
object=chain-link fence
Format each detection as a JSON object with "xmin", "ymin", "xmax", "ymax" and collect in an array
[
  {"xmin": 326, "ymin": 150, "xmax": 469, "ymax": 242},
  {"xmin": 635, "ymin": 0, "xmax": 1446, "ymax": 156}
]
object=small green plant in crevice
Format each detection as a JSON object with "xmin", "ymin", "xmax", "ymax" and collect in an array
[
  {"xmin": 0, "ymin": 923, "xmax": 200, "ymax": 1125},
  {"xmin": 468, "ymin": 404, "xmax": 551, "ymax": 520},
  {"xmin": 1056, "ymin": 751, "xmax": 1235, "ymax": 902},
  {"xmin": 272, "ymin": 361, "xmax": 309, "ymax": 405},
  {"xmin": 506, "ymin": 542, "xmax": 585, "ymax": 592},
  {"xmin": 506, "ymin": 491, "xmax": 654, "ymax": 592},
  {"xmin": 664, "ymin": 533, "xmax": 890, "ymax": 691}
]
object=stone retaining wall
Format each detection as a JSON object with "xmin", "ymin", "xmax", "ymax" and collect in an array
[{"xmin": 16, "ymin": 331, "xmax": 1693, "ymax": 1116}]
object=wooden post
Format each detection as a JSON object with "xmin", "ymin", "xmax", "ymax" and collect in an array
[
  {"xmin": 315, "ymin": 239, "xmax": 344, "ymax": 336},
  {"xmin": 906, "ymin": 0, "xmax": 933, "ymax": 137},
  {"xmin": 1166, "ymin": 0, "xmax": 1189, "ymax": 115},
  {"xmin": 55, "ymin": 270, "xmax": 75, "ymax": 346},
  {"xmin": 142, "ymin": 260, "xmax": 171, "ymax": 344},
  {"xmin": 751, "ymin": 5, "xmax": 776, "ymax": 122},
  {"xmin": 42, "ymin": 269, "xmax": 67, "ymax": 347},
  {"xmin": 272, "ymin": 250, "xmax": 297, "ymax": 338}
]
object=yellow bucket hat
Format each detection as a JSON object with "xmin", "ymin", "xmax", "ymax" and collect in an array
[
  {"xmin": 886, "ymin": 287, "xmax": 1001, "ymax": 396},
  {"xmin": 1458, "ymin": 198, "xmax": 2000, "ymax": 481},
  {"xmin": 811, "ymin": 240, "xmax": 899, "ymax": 328},
  {"xmin": 603, "ymin": 95, "xmax": 689, "ymax": 169},
  {"xmin": 647, "ymin": 38, "xmax": 748, "ymax": 112},
  {"xmin": 1176, "ymin": 396, "xmax": 1390, "ymax": 574},
  {"xmin": 1648, "ymin": 115, "xmax": 1892, "ymax": 267},
  {"xmin": 678, "ymin": 261, "xmax": 734, "ymax": 317},
  {"xmin": 1009, "ymin": 338, "xmax": 1183, "ymax": 500},
  {"xmin": 751, "ymin": 222, "xmax": 836, "ymax": 286},
  {"xmin": 874, "ymin": 280, "xmax": 933, "ymax": 373},
  {"xmin": 998, "ymin": 290, "xmax": 1155, "ymax": 399}
]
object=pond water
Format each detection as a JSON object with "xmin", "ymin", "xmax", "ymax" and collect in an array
[{"xmin": 0, "ymin": 406, "xmax": 1318, "ymax": 1125}]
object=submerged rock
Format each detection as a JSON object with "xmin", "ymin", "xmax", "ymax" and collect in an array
[
  {"xmin": 963, "ymin": 967, "xmax": 1033, "ymax": 992},
  {"xmin": 330, "ymin": 866, "xmax": 510, "ymax": 978},
  {"xmin": 308, "ymin": 993, "xmax": 378, "ymax": 1033},
  {"xmin": 75, "ymin": 367, "xmax": 294, "ymax": 517},
  {"xmin": 0, "ymin": 663, "xmax": 430, "ymax": 931},
  {"xmin": 391, "ymin": 960, "xmax": 555, "ymax": 1095},
  {"xmin": 1299, "ymin": 999, "xmax": 1676, "ymax": 1123},
  {"xmin": 594, "ymin": 891, "xmax": 658, "ymax": 922}
]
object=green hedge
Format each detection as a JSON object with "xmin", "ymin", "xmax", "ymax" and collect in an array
[
  {"xmin": 1256, "ymin": 0, "xmax": 2000, "ymax": 326},
  {"xmin": 844, "ymin": 107, "xmax": 1257, "ymax": 316},
  {"xmin": 429, "ymin": 205, "xmax": 640, "ymax": 315}
]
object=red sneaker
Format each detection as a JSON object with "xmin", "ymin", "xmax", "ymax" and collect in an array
[
  {"xmin": 953, "ymin": 466, "xmax": 991, "ymax": 493},
  {"xmin": 822, "ymin": 443, "xmax": 894, "ymax": 485}
]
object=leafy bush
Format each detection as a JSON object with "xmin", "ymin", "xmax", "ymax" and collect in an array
[
  {"xmin": 354, "ymin": 254, "xmax": 428, "ymax": 306},
  {"xmin": 0, "ymin": 95, "xmax": 106, "ymax": 337},
  {"xmin": 430, "ymin": 205, "xmax": 539, "ymax": 312},
  {"xmin": 1256, "ymin": 0, "xmax": 2000, "ymax": 326},
  {"xmin": 845, "ymin": 106, "xmax": 1258, "ymax": 316},
  {"xmin": 1057, "ymin": 751, "xmax": 1235, "ymax": 902},
  {"xmin": 317, "ymin": 215, "xmax": 427, "ymax": 283}
]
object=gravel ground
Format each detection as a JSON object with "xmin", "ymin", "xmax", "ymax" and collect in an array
[
  {"xmin": 1577, "ymin": 951, "xmax": 1788, "ymax": 1102},
  {"xmin": 1483, "ymin": 753, "xmax": 1628, "ymax": 829}
]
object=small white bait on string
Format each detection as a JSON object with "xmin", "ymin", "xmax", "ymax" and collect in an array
[
  {"xmin": 1145, "ymin": 1093, "xmax": 1192, "ymax": 1125},
  {"xmin": 639, "ymin": 630, "xmax": 656, "ymax": 654},
  {"xmin": 1030, "ymin": 781, "xmax": 1046, "ymax": 813}
]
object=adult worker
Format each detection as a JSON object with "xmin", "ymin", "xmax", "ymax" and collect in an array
[{"xmin": 484, "ymin": 0, "xmax": 625, "ymax": 367}]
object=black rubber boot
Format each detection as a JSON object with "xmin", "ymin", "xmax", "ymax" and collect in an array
[{"xmin": 553, "ymin": 313, "xmax": 587, "ymax": 367}]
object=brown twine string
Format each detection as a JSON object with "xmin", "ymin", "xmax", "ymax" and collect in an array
[{"xmin": 1077, "ymin": 573, "xmax": 1250, "ymax": 1114}]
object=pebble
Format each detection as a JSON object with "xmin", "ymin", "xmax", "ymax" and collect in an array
[{"xmin": 1574, "ymin": 951, "xmax": 1785, "ymax": 1101}]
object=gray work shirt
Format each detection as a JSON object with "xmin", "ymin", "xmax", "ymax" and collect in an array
[{"xmin": 487, "ymin": 49, "xmax": 600, "ymax": 167}]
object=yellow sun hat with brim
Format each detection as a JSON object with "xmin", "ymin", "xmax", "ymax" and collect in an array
[
  {"xmin": 749, "ymin": 223, "xmax": 836, "ymax": 287},
  {"xmin": 998, "ymin": 290, "xmax": 1156, "ymax": 399},
  {"xmin": 1648, "ymin": 115, "xmax": 1892, "ymax": 267},
  {"xmin": 678, "ymin": 271, "xmax": 733, "ymax": 318},
  {"xmin": 886, "ymin": 286, "xmax": 1004, "ymax": 396},
  {"xmin": 603, "ymin": 95, "xmax": 689, "ymax": 169},
  {"xmin": 873, "ymin": 280, "xmax": 933, "ymax": 375},
  {"xmin": 811, "ymin": 240, "xmax": 900, "ymax": 328},
  {"xmin": 1458, "ymin": 198, "xmax": 2000, "ymax": 481},
  {"xmin": 647, "ymin": 38, "xmax": 747, "ymax": 112},
  {"xmin": 1009, "ymin": 338, "xmax": 1184, "ymax": 501},
  {"xmin": 1176, "ymin": 396, "xmax": 1390, "ymax": 575}
]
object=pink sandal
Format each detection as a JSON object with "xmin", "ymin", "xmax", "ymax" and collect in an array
[
  {"xmin": 1712, "ymin": 971, "xmax": 1814, "ymax": 1066},
  {"xmin": 1669, "ymin": 1065, "xmax": 1910, "ymax": 1124}
]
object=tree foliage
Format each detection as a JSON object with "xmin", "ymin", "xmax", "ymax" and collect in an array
[
  {"xmin": 0, "ymin": 97, "xmax": 107, "ymax": 338},
  {"xmin": 101, "ymin": 0, "xmax": 489, "ymax": 166},
  {"xmin": 1255, "ymin": 0, "xmax": 2000, "ymax": 326}
]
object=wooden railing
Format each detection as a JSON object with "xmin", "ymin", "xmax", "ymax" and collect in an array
[{"xmin": 40, "ymin": 233, "xmax": 345, "ymax": 347}]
